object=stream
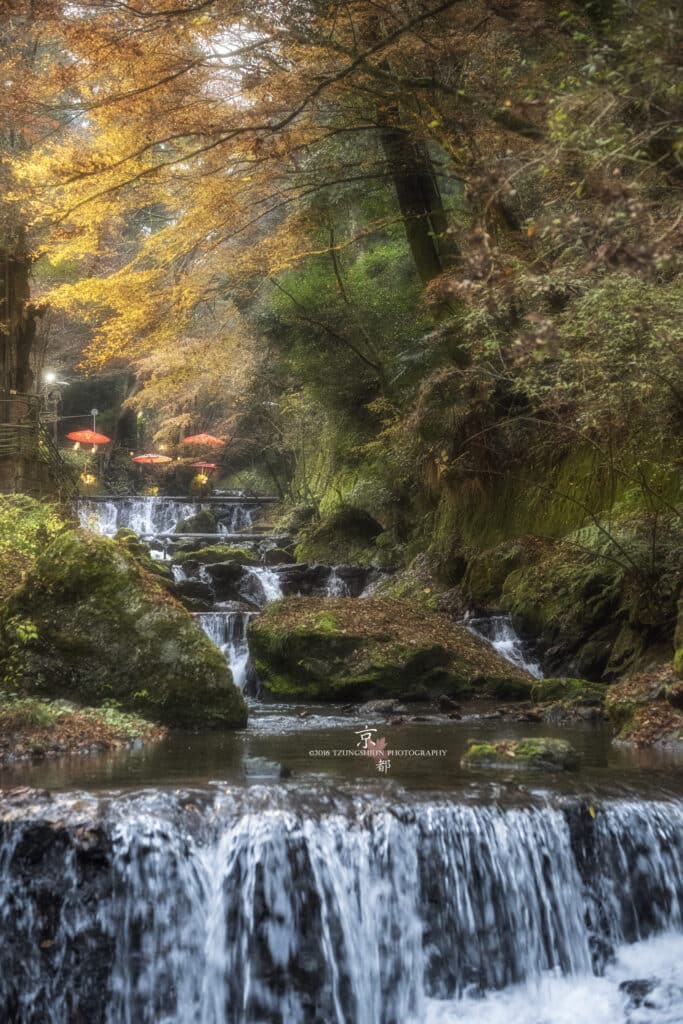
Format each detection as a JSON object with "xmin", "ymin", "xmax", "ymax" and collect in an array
[{"xmin": 1, "ymin": 494, "xmax": 681, "ymax": 1024}]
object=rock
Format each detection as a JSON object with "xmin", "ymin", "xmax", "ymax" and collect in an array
[
  {"xmin": 0, "ymin": 530, "xmax": 247, "ymax": 729},
  {"xmin": 173, "ymin": 545, "xmax": 260, "ymax": 566},
  {"xmin": 174, "ymin": 579, "xmax": 214, "ymax": 602},
  {"xmin": 176, "ymin": 508, "xmax": 217, "ymax": 534},
  {"xmin": 295, "ymin": 505, "xmax": 384, "ymax": 565},
  {"xmin": 463, "ymin": 541, "xmax": 533, "ymax": 609},
  {"xmin": 531, "ymin": 677, "xmax": 607, "ymax": 706},
  {"xmin": 262, "ymin": 547, "xmax": 297, "ymax": 566},
  {"xmin": 437, "ymin": 694, "xmax": 461, "ymax": 713},
  {"xmin": 332, "ymin": 565, "xmax": 374, "ymax": 596},
  {"xmin": 606, "ymin": 665, "xmax": 683, "ymax": 747},
  {"xmin": 205, "ymin": 560, "xmax": 246, "ymax": 585},
  {"xmin": 360, "ymin": 699, "xmax": 407, "ymax": 716},
  {"xmin": 273, "ymin": 563, "xmax": 335, "ymax": 596},
  {"xmin": 248, "ymin": 596, "xmax": 535, "ymax": 702},
  {"xmin": 619, "ymin": 979, "xmax": 657, "ymax": 1011},
  {"xmin": 461, "ymin": 737, "xmax": 580, "ymax": 771}
]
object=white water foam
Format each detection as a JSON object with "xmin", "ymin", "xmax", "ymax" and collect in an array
[{"xmin": 466, "ymin": 614, "xmax": 543, "ymax": 678}]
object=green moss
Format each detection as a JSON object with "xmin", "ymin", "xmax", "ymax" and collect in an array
[
  {"xmin": 461, "ymin": 737, "xmax": 580, "ymax": 771},
  {"xmin": 173, "ymin": 545, "xmax": 259, "ymax": 566},
  {"xmin": 176, "ymin": 508, "xmax": 217, "ymax": 534},
  {"xmin": 0, "ymin": 529, "xmax": 247, "ymax": 729},
  {"xmin": 248, "ymin": 596, "xmax": 531, "ymax": 702},
  {"xmin": 0, "ymin": 495, "xmax": 69, "ymax": 600},
  {"xmin": 531, "ymin": 677, "xmax": 606, "ymax": 703},
  {"xmin": 295, "ymin": 504, "xmax": 385, "ymax": 567}
]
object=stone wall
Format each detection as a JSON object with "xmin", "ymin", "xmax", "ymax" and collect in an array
[{"xmin": 0, "ymin": 455, "xmax": 57, "ymax": 498}]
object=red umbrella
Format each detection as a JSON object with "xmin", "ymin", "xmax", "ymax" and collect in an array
[
  {"xmin": 191, "ymin": 461, "xmax": 218, "ymax": 470},
  {"xmin": 131, "ymin": 453, "xmax": 173, "ymax": 464},
  {"xmin": 182, "ymin": 433, "xmax": 225, "ymax": 447},
  {"xmin": 67, "ymin": 429, "xmax": 111, "ymax": 445}
]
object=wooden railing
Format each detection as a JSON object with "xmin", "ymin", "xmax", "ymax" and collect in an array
[{"xmin": 0, "ymin": 390, "xmax": 79, "ymax": 500}]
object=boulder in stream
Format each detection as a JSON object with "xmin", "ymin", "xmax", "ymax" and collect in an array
[
  {"xmin": 248, "ymin": 596, "xmax": 534, "ymax": 701},
  {"xmin": 0, "ymin": 530, "xmax": 247, "ymax": 729},
  {"xmin": 461, "ymin": 737, "xmax": 580, "ymax": 771}
]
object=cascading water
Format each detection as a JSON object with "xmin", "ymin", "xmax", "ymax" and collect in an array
[
  {"xmin": 239, "ymin": 566, "xmax": 283, "ymax": 607},
  {"xmin": 0, "ymin": 793, "xmax": 681, "ymax": 1024},
  {"xmin": 465, "ymin": 614, "xmax": 543, "ymax": 678},
  {"xmin": 78, "ymin": 497, "xmax": 201, "ymax": 537},
  {"xmin": 326, "ymin": 567, "xmax": 350, "ymax": 596},
  {"xmin": 197, "ymin": 611, "xmax": 256, "ymax": 690},
  {"xmin": 218, "ymin": 504, "xmax": 256, "ymax": 533}
]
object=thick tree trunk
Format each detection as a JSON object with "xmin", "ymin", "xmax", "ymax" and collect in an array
[
  {"xmin": 379, "ymin": 123, "xmax": 455, "ymax": 287},
  {"xmin": 0, "ymin": 248, "xmax": 36, "ymax": 393}
]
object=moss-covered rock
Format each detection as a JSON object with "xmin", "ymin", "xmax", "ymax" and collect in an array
[
  {"xmin": 531, "ymin": 677, "xmax": 607, "ymax": 705},
  {"xmin": 248, "ymin": 596, "xmax": 533, "ymax": 701},
  {"xmin": 461, "ymin": 737, "xmax": 580, "ymax": 771},
  {"xmin": 501, "ymin": 515, "xmax": 681, "ymax": 680},
  {"xmin": 605, "ymin": 665, "xmax": 683, "ymax": 746},
  {"xmin": 0, "ymin": 530, "xmax": 247, "ymax": 729},
  {"xmin": 176, "ymin": 508, "xmax": 217, "ymax": 534},
  {"xmin": 463, "ymin": 539, "xmax": 542, "ymax": 608},
  {"xmin": 295, "ymin": 505, "xmax": 385, "ymax": 566},
  {"xmin": 172, "ymin": 545, "xmax": 259, "ymax": 566}
]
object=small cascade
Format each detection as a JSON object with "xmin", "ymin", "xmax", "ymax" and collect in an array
[
  {"xmin": 466, "ymin": 614, "xmax": 543, "ymax": 678},
  {"xmin": 217, "ymin": 504, "xmax": 256, "ymax": 533},
  {"xmin": 0, "ymin": 794, "xmax": 681, "ymax": 1024},
  {"xmin": 325, "ymin": 567, "xmax": 350, "ymax": 596},
  {"xmin": 239, "ymin": 565, "xmax": 283, "ymax": 607},
  {"xmin": 197, "ymin": 611, "xmax": 255, "ymax": 690}
]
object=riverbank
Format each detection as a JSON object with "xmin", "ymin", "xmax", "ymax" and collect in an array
[{"xmin": 0, "ymin": 695, "xmax": 165, "ymax": 766}]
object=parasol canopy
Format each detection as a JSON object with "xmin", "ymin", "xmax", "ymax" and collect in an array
[
  {"xmin": 182, "ymin": 433, "xmax": 225, "ymax": 447},
  {"xmin": 131, "ymin": 453, "xmax": 173, "ymax": 464},
  {"xmin": 67, "ymin": 429, "xmax": 111, "ymax": 445},
  {"xmin": 190, "ymin": 461, "xmax": 217, "ymax": 470}
]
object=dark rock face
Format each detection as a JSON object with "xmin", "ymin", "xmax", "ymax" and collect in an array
[{"xmin": 174, "ymin": 578, "xmax": 215, "ymax": 602}]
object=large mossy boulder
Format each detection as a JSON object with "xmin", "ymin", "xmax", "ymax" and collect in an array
[
  {"xmin": 248, "ymin": 596, "xmax": 533, "ymax": 701},
  {"xmin": 295, "ymin": 505, "xmax": 384, "ymax": 566},
  {"xmin": 501, "ymin": 516, "xmax": 681, "ymax": 680},
  {"xmin": 461, "ymin": 737, "xmax": 580, "ymax": 771},
  {"xmin": 0, "ymin": 530, "xmax": 247, "ymax": 729}
]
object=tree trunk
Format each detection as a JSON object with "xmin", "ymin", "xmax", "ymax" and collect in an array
[
  {"xmin": 379, "ymin": 123, "xmax": 455, "ymax": 287},
  {"xmin": 0, "ymin": 248, "xmax": 37, "ymax": 393}
]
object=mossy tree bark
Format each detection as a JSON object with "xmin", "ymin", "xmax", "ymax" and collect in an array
[{"xmin": 0, "ymin": 245, "xmax": 38, "ymax": 393}]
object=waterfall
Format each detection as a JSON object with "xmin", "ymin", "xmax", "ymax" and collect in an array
[
  {"xmin": 466, "ymin": 615, "xmax": 543, "ymax": 678},
  {"xmin": 197, "ymin": 611, "xmax": 255, "ymax": 690},
  {"xmin": 78, "ymin": 497, "xmax": 201, "ymax": 537},
  {"xmin": 240, "ymin": 566, "xmax": 283, "ymax": 607},
  {"xmin": 218, "ymin": 504, "xmax": 256, "ymax": 533},
  {"xmin": 326, "ymin": 567, "xmax": 350, "ymax": 597},
  {"xmin": 0, "ymin": 794, "xmax": 681, "ymax": 1024}
]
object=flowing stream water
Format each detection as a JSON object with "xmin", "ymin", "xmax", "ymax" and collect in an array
[{"xmin": 1, "ymin": 494, "xmax": 681, "ymax": 1024}]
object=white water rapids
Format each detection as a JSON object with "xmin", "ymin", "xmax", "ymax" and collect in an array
[{"xmin": 0, "ymin": 794, "xmax": 681, "ymax": 1024}]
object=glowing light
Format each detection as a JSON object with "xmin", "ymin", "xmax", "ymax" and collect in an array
[
  {"xmin": 44, "ymin": 370, "xmax": 57, "ymax": 384},
  {"xmin": 80, "ymin": 473, "xmax": 96, "ymax": 485}
]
